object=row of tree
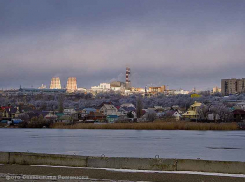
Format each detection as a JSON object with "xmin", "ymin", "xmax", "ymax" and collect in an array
[{"xmin": 1, "ymin": 92, "xmax": 245, "ymax": 114}]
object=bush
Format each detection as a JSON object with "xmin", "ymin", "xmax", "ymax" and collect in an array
[{"xmin": 51, "ymin": 121, "xmax": 239, "ymax": 130}]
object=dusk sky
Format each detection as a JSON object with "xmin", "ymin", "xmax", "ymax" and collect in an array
[{"xmin": 1, "ymin": 0, "xmax": 245, "ymax": 90}]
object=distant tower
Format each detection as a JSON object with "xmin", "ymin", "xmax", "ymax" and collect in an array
[
  {"xmin": 66, "ymin": 77, "xmax": 78, "ymax": 93},
  {"xmin": 145, "ymin": 86, "xmax": 148, "ymax": 97},
  {"xmin": 50, "ymin": 77, "xmax": 61, "ymax": 89},
  {"xmin": 126, "ymin": 67, "xmax": 131, "ymax": 89}
]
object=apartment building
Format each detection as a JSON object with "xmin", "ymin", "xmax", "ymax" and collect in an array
[
  {"xmin": 148, "ymin": 85, "xmax": 166, "ymax": 95},
  {"xmin": 221, "ymin": 78, "xmax": 245, "ymax": 95}
]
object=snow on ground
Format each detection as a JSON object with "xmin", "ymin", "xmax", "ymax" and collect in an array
[{"xmin": 30, "ymin": 165, "xmax": 245, "ymax": 178}]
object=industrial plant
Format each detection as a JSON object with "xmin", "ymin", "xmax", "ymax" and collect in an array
[{"xmin": 4, "ymin": 67, "xmax": 192, "ymax": 96}]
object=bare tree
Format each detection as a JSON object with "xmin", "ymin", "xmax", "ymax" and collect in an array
[
  {"xmin": 196, "ymin": 104, "xmax": 210, "ymax": 121},
  {"xmin": 58, "ymin": 95, "xmax": 64, "ymax": 113},
  {"xmin": 146, "ymin": 109, "xmax": 157, "ymax": 122},
  {"xmin": 136, "ymin": 96, "xmax": 143, "ymax": 118},
  {"xmin": 18, "ymin": 113, "xmax": 29, "ymax": 122}
]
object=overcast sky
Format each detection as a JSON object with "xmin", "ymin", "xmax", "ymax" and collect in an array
[{"xmin": 1, "ymin": 0, "xmax": 245, "ymax": 90}]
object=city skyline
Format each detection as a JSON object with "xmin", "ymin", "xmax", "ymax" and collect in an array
[{"xmin": 1, "ymin": 0, "xmax": 245, "ymax": 90}]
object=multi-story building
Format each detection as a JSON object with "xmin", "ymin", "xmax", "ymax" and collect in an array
[
  {"xmin": 125, "ymin": 67, "xmax": 132, "ymax": 90},
  {"xmin": 131, "ymin": 87, "xmax": 145, "ymax": 93},
  {"xmin": 148, "ymin": 85, "xmax": 166, "ymax": 95},
  {"xmin": 173, "ymin": 89, "xmax": 189, "ymax": 95},
  {"xmin": 221, "ymin": 78, "xmax": 245, "ymax": 95},
  {"xmin": 18, "ymin": 88, "xmax": 66, "ymax": 95},
  {"xmin": 110, "ymin": 81, "xmax": 126, "ymax": 92},
  {"xmin": 66, "ymin": 77, "xmax": 78, "ymax": 93},
  {"xmin": 38, "ymin": 84, "xmax": 47, "ymax": 89},
  {"xmin": 91, "ymin": 83, "xmax": 110, "ymax": 93},
  {"xmin": 50, "ymin": 77, "xmax": 61, "ymax": 89},
  {"xmin": 212, "ymin": 86, "xmax": 221, "ymax": 93},
  {"xmin": 77, "ymin": 88, "xmax": 87, "ymax": 93}
]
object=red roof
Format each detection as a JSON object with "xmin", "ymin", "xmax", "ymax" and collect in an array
[
  {"xmin": 1, "ymin": 106, "xmax": 11, "ymax": 110},
  {"xmin": 233, "ymin": 109, "xmax": 245, "ymax": 115}
]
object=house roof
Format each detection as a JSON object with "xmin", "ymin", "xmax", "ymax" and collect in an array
[
  {"xmin": 87, "ymin": 112, "xmax": 105, "ymax": 117},
  {"xmin": 191, "ymin": 101, "xmax": 202, "ymax": 107},
  {"xmin": 233, "ymin": 109, "xmax": 245, "ymax": 115},
  {"xmin": 98, "ymin": 102, "xmax": 113, "ymax": 108},
  {"xmin": 45, "ymin": 112, "xmax": 58, "ymax": 119},
  {"xmin": 165, "ymin": 110, "xmax": 176, "ymax": 116},
  {"xmin": 26, "ymin": 111, "xmax": 49, "ymax": 118},
  {"xmin": 83, "ymin": 108, "xmax": 96, "ymax": 111},
  {"xmin": 56, "ymin": 113, "xmax": 64, "ymax": 118},
  {"xmin": 3, "ymin": 107, "xmax": 20, "ymax": 114},
  {"xmin": 121, "ymin": 106, "xmax": 135, "ymax": 112},
  {"xmin": 141, "ymin": 110, "xmax": 146, "ymax": 115},
  {"xmin": 102, "ymin": 104, "xmax": 117, "ymax": 110},
  {"xmin": 182, "ymin": 110, "xmax": 198, "ymax": 116},
  {"xmin": 237, "ymin": 102, "xmax": 245, "ymax": 105},
  {"xmin": 120, "ymin": 103, "xmax": 135, "ymax": 108},
  {"xmin": 1, "ymin": 106, "xmax": 11, "ymax": 110}
]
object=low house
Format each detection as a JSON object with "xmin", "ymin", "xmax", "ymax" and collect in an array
[
  {"xmin": 207, "ymin": 113, "xmax": 220, "ymax": 121},
  {"xmin": 2, "ymin": 106, "xmax": 21, "ymax": 120},
  {"xmin": 154, "ymin": 106, "xmax": 163, "ymax": 110},
  {"xmin": 120, "ymin": 103, "xmax": 135, "ymax": 108},
  {"xmin": 162, "ymin": 107, "xmax": 171, "ymax": 111},
  {"xmin": 236, "ymin": 102, "xmax": 245, "ymax": 110},
  {"xmin": 81, "ymin": 108, "xmax": 97, "ymax": 117},
  {"xmin": 182, "ymin": 101, "xmax": 202, "ymax": 121},
  {"xmin": 233, "ymin": 109, "xmax": 245, "ymax": 122},
  {"xmin": 26, "ymin": 111, "xmax": 49, "ymax": 120},
  {"xmin": 100, "ymin": 104, "xmax": 118, "ymax": 116},
  {"xmin": 59, "ymin": 115, "xmax": 72, "ymax": 123},
  {"xmin": 10, "ymin": 119, "xmax": 23, "ymax": 125},
  {"xmin": 63, "ymin": 108, "xmax": 79, "ymax": 121},
  {"xmin": 64, "ymin": 108, "xmax": 77, "ymax": 115},
  {"xmin": 85, "ymin": 112, "xmax": 106, "ymax": 122},
  {"xmin": 44, "ymin": 112, "xmax": 58, "ymax": 121},
  {"xmin": 164, "ymin": 110, "xmax": 182, "ymax": 121},
  {"xmin": 119, "ymin": 107, "xmax": 136, "ymax": 118},
  {"xmin": 172, "ymin": 105, "xmax": 180, "ymax": 110},
  {"xmin": 19, "ymin": 104, "xmax": 36, "ymax": 112},
  {"xmin": 100, "ymin": 104, "xmax": 119, "ymax": 123},
  {"xmin": 139, "ymin": 109, "xmax": 157, "ymax": 122},
  {"xmin": 0, "ymin": 109, "xmax": 2, "ymax": 121},
  {"xmin": 106, "ymin": 115, "xmax": 118, "ymax": 123}
]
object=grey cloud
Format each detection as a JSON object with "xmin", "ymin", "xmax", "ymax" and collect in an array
[{"xmin": 0, "ymin": 0, "xmax": 245, "ymax": 90}]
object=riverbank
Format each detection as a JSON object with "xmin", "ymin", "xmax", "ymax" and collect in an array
[
  {"xmin": 1, "ymin": 152, "xmax": 244, "ymax": 174},
  {"xmin": 0, "ymin": 164, "xmax": 244, "ymax": 182},
  {"xmin": 51, "ymin": 121, "xmax": 239, "ymax": 130}
]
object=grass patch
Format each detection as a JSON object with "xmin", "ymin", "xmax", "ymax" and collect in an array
[{"xmin": 51, "ymin": 121, "xmax": 239, "ymax": 130}]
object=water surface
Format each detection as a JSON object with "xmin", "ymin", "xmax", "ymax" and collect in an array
[{"xmin": 0, "ymin": 129, "xmax": 244, "ymax": 161}]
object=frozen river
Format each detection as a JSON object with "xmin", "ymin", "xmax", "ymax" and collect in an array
[{"xmin": 0, "ymin": 129, "xmax": 244, "ymax": 161}]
